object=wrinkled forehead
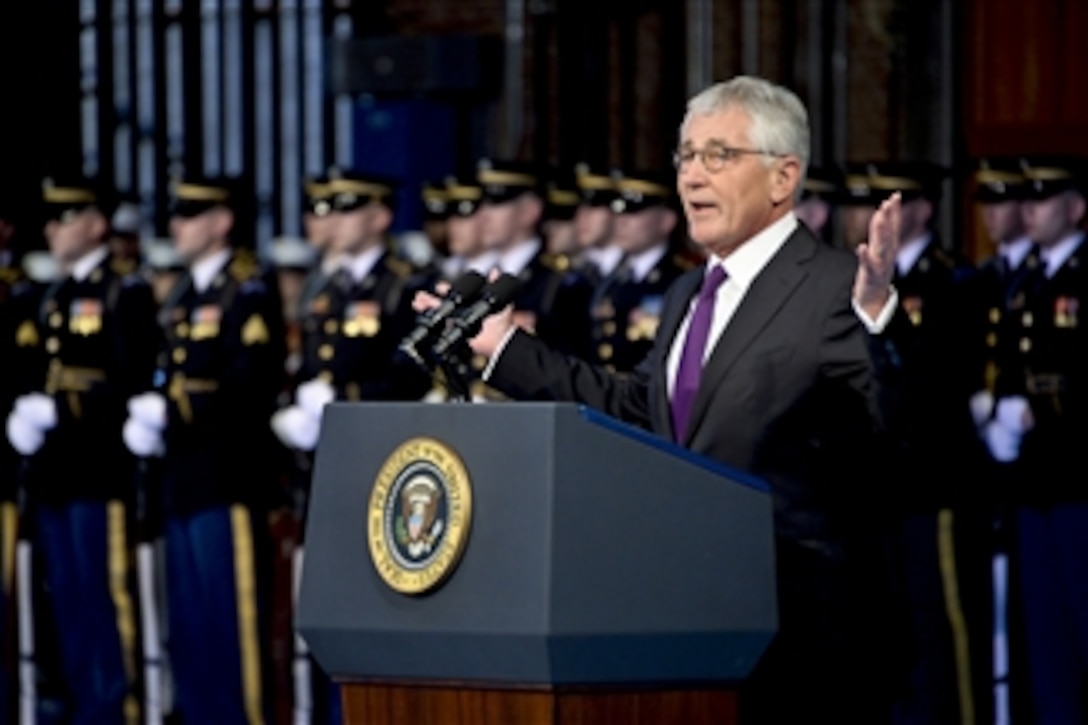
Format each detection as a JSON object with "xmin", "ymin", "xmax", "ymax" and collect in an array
[{"xmin": 679, "ymin": 105, "xmax": 753, "ymax": 147}]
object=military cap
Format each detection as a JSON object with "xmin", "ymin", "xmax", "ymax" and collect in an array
[
  {"xmin": 800, "ymin": 165, "xmax": 843, "ymax": 202},
  {"xmin": 574, "ymin": 161, "xmax": 620, "ymax": 208},
  {"xmin": 168, "ymin": 174, "xmax": 247, "ymax": 218},
  {"xmin": 326, "ymin": 168, "xmax": 398, "ymax": 212},
  {"xmin": 110, "ymin": 198, "xmax": 142, "ymax": 235},
  {"xmin": 421, "ymin": 179, "xmax": 451, "ymax": 220},
  {"xmin": 444, "ymin": 172, "xmax": 484, "ymax": 218},
  {"xmin": 611, "ymin": 169, "xmax": 674, "ymax": 214},
  {"xmin": 839, "ymin": 161, "xmax": 946, "ymax": 205},
  {"xmin": 303, "ymin": 173, "xmax": 335, "ymax": 217},
  {"xmin": 476, "ymin": 158, "xmax": 541, "ymax": 204},
  {"xmin": 40, "ymin": 175, "xmax": 107, "ymax": 222},
  {"xmin": 1018, "ymin": 155, "xmax": 1087, "ymax": 200},
  {"xmin": 544, "ymin": 166, "xmax": 581, "ymax": 222},
  {"xmin": 970, "ymin": 157, "xmax": 1030, "ymax": 203}
]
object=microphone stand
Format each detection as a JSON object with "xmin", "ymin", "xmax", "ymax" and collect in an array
[{"xmin": 433, "ymin": 341, "xmax": 475, "ymax": 403}]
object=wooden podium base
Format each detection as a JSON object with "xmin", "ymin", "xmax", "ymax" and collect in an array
[{"xmin": 342, "ymin": 682, "xmax": 738, "ymax": 725}]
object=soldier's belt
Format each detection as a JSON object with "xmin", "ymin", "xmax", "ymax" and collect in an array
[
  {"xmin": 1026, "ymin": 374, "xmax": 1066, "ymax": 395},
  {"xmin": 46, "ymin": 364, "xmax": 106, "ymax": 393},
  {"xmin": 167, "ymin": 373, "xmax": 219, "ymax": 424}
]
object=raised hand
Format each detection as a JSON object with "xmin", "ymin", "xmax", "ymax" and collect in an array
[{"xmin": 853, "ymin": 192, "xmax": 901, "ymax": 319}]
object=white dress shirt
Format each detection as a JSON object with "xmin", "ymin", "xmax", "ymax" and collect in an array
[
  {"xmin": 497, "ymin": 238, "xmax": 541, "ymax": 276},
  {"xmin": 1000, "ymin": 236, "xmax": 1034, "ymax": 271},
  {"xmin": 344, "ymin": 245, "xmax": 384, "ymax": 284},
  {"xmin": 1040, "ymin": 232, "xmax": 1085, "ymax": 278},
  {"xmin": 895, "ymin": 233, "xmax": 932, "ymax": 277},
  {"xmin": 626, "ymin": 243, "xmax": 668, "ymax": 283},
  {"xmin": 191, "ymin": 248, "xmax": 232, "ymax": 294},
  {"xmin": 70, "ymin": 245, "xmax": 110, "ymax": 282}
]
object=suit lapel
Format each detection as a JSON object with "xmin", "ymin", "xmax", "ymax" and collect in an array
[
  {"xmin": 682, "ymin": 230, "xmax": 815, "ymax": 445},
  {"xmin": 653, "ymin": 269, "xmax": 702, "ymax": 439}
]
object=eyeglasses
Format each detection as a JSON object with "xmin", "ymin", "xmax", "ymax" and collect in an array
[{"xmin": 672, "ymin": 145, "xmax": 787, "ymax": 173}]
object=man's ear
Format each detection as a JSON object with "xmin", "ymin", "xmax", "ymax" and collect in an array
[
  {"xmin": 771, "ymin": 157, "xmax": 802, "ymax": 206},
  {"xmin": 372, "ymin": 204, "xmax": 393, "ymax": 234},
  {"xmin": 658, "ymin": 207, "xmax": 678, "ymax": 237},
  {"xmin": 518, "ymin": 194, "xmax": 544, "ymax": 231},
  {"xmin": 1068, "ymin": 191, "xmax": 1086, "ymax": 228},
  {"xmin": 211, "ymin": 207, "xmax": 235, "ymax": 239}
]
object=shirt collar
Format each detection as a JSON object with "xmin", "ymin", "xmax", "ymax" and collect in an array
[
  {"xmin": 498, "ymin": 238, "xmax": 541, "ymax": 276},
  {"xmin": 70, "ymin": 245, "xmax": 110, "ymax": 282},
  {"xmin": 465, "ymin": 250, "xmax": 499, "ymax": 275},
  {"xmin": 896, "ymin": 233, "xmax": 932, "ymax": 276},
  {"xmin": 627, "ymin": 243, "xmax": 668, "ymax": 283},
  {"xmin": 345, "ymin": 245, "xmax": 385, "ymax": 283},
  {"xmin": 1040, "ymin": 232, "xmax": 1085, "ymax": 278},
  {"xmin": 710, "ymin": 212, "xmax": 798, "ymax": 290},
  {"xmin": 191, "ymin": 248, "xmax": 232, "ymax": 293},
  {"xmin": 999, "ymin": 235, "xmax": 1033, "ymax": 270},
  {"xmin": 588, "ymin": 245, "xmax": 624, "ymax": 277}
]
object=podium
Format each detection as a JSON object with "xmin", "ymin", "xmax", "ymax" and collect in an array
[{"xmin": 298, "ymin": 403, "xmax": 776, "ymax": 724}]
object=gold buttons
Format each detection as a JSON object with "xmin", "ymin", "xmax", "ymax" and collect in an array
[
  {"xmin": 986, "ymin": 332, "xmax": 997, "ymax": 347},
  {"xmin": 1022, "ymin": 311, "xmax": 1033, "ymax": 327},
  {"xmin": 172, "ymin": 347, "xmax": 187, "ymax": 363},
  {"xmin": 598, "ymin": 343, "xmax": 613, "ymax": 360},
  {"xmin": 45, "ymin": 337, "xmax": 60, "ymax": 354},
  {"xmin": 318, "ymin": 371, "xmax": 333, "ymax": 384},
  {"xmin": 49, "ymin": 311, "xmax": 63, "ymax": 328},
  {"xmin": 603, "ymin": 321, "xmax": 617, "ymax": 336},
  {"xmin": 319, "ymin": 344, "xmax": 334, "ymax": 361},
  {"xmin": 324, "ymin": 319, "xmax": 339, "ymax": 334},
  {"xmin": 1019, "ymin": 338, "xmax": 1031, "ymax": 353},
  {"xmin": 988, "ymin": 308, "xmax": 1001, "ymax": 324},
  {"xmin": 176, "ymin": 322, "xmax": 190, "ymax": 338}
]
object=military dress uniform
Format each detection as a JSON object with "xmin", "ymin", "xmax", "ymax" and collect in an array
[
  {"xmin": 148, "ymin": 178, "xmax": 285, "ymax": 725},
  {"xmin": 4, "ymin": 178, "xmax": 160, "ymax": 724},
  {"xmin": 478, "ymin": 159, "xmax": 594, "ymax": 361},
  {"xmin": 587, "ymin": 171, "xmax": 691, "ymax": 373},
  {"xmin": 844, "ymin": 163, "xmax": 991, "ymax": 725},
  {"xmin": 990, "ymin": 159, "xmax": 1088, "ymax": 725}
]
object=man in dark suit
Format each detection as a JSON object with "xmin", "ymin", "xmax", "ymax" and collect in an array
[{"xmin": 418, "ymin": 76, "xmax": 902, "ymax": 723}]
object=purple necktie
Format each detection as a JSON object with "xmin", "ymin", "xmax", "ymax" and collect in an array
[{"xmin": 671, "ymin": 265, "xmax": 728, "ymax": 442}]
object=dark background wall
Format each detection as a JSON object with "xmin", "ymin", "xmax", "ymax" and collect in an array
[{"xmin": 0, "ymin": 0, "xmax": 1085, "ymax": 258}]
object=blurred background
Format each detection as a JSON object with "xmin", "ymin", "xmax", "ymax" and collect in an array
[{"xmin": 0, "ymin": 0, "xmax": 1084, "ymax": 259}]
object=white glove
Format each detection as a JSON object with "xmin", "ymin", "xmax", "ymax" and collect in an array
[
  {"xmin": 968, "ymin": 390, "xmax": 994, "ymax": 429},
  {"xmin": 14, "ymin": 393, "xmax": 57, "ymax": 431},
  {"xmin": 6, "ymin": 411, "xmax": 45, "ymax": 456},
  {"xmin": 128, "ymin": 392, "xmax": 168, "ymax": 430},
  {"xmin": 270, "ymin": 406, "xmax": 321, "ymax": 452},
  {"xmin": 984, "ymin": 419, "xmax": 1022, "ymax": 463},
  {"xmin": 296, "ymin": 378, "xmax": 335, "ymax": 420},
  {"xmin": 995, "ymin": 396, "xmax": 1033, "ymax": 436},
  {"xmin": 122, "ymin": 417, "xmax": 165, "ymax": 458}
]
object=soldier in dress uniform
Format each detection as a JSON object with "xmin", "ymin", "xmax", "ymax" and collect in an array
[
  {"xmin": 963, "ymin": 156, "xmax": 1040, "ymax": 722},
  {"xmin": 587, "ymin": 168, "xmax": 692, "ymax": 373},
  {"xmin": 438, "ymin": 172, "xmax": 497, "ymax": 284},
  {"xmin": 2, "ymin": 175, "xmax": 159, "ymax": 723},
  {"xmin": 984, "ymin": 156, "xmax": 1088, "ymax": 724},
  {"xmin": 794, "ymin": 164, "xmax": 841, "ymax": 244},
  {"xmin": 476, "ymin": 158, "xmax": 593, "ymax": 359},
  {"xmin": 573, "ymin": 162, "xmax": 624, "ymax": 287},
  {"xmin": 849, "ymin": 161, "xmax": 991, "ymax": 724},
  {"xmin": 120, "ymin": 174, "xmax": 285, "ymax": 724},
  {"xmin": 543, "ymin": 166, "xmax": 581, "ymax": 260}
]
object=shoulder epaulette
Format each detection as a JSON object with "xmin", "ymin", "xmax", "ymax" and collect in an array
[
  {"xmin": 385, "ymin": 256, "xmax": 414, "ymax": 279},
  {"xmin": 229, "ymin": 254, "xmax": 259, "ymax": 283},
  {"xmin": 673, "ymin": 254, "xmax": 697, "ymax": 271},
  {"xmin": 111, "ymin": 257, "xmax": 137, "ymax": 277},
  {"xmin": 540, "ymin": 252, "xmax": 571, "ymax": 273}
]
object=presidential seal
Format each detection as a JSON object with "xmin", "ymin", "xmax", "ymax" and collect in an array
[{"xmin": 367, "ymin": 437, "xmax": 473, "ymax": 595}]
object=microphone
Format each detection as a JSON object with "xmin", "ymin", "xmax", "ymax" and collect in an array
[
  {"xmin": 431, "ymin": 274, "xmax": 522, "ymax": 359},
  {"xmin": 398, "ymin": 271, "xmax": 487, "ymax": 366}
]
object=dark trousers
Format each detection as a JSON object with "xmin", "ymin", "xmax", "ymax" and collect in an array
[
  {"xmin": 891, "ymin": 509, "xmax": 992, "ymax": 725},
  {"xmin": 1017, "ymin": 503, "xmax": 1088, "ymax": 725},
  {"xmin": 165, "ymin": 505, "xmax": 268, "ymax": 725},
  {"xmin": 739, "ymin": 539, "xmax": 894, "ymax": 725},
  {"xmin": 36, "ymin": 501, "xmax": 137, "ymax": 724}
]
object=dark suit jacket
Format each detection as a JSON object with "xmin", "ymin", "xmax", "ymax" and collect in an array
[
  {"xmin": 490, "ymin": 224, "xmax": 898, "ymax": 720},
  {"xmin": 491, "ymin": 225, "xmax": 888, "ymax": 549}
]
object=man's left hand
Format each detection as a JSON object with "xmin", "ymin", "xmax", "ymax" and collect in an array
[{"xmin": 854, "ymin": 192, "xmax": 901, "ymax": 319}]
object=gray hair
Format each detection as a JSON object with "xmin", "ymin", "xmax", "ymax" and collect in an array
[{"xmin": 681, "ymin": 76, "xmax": 810, "ymax": 197}]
